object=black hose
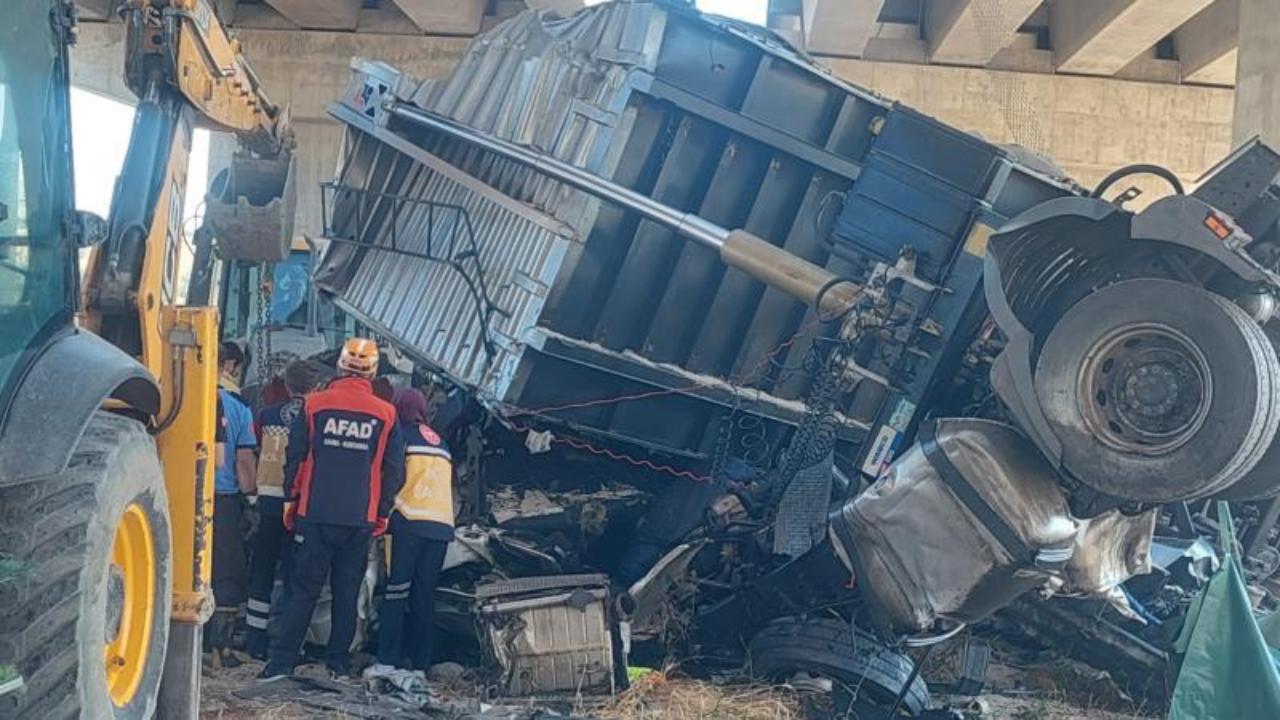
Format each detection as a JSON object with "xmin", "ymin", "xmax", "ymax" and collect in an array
[
  {"xmin": 814, "ymin": 276, "xmax": 862, "ymax": 323},
  {"xmin": 1090, "ymin": 163, "xmax": 1185, "ymax": 199}
]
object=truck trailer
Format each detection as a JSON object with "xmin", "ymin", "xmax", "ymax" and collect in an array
[{"xmin": 309, "ymin": 2, "xmax": 1280, "ymax": 712}]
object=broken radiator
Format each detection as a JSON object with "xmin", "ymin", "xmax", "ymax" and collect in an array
[{"xmin": 476, "ymin": 574, "xmax": 616, "ymax": 696}]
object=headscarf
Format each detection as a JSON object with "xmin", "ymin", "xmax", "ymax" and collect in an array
[{"xmin": 393, "ymin": 387, "xmax": 428, "ymax": 427}]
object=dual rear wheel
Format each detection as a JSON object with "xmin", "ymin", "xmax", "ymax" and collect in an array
[{"xmin": 1034, "ymin": 279, "xmax": 1280, "ymax": 503}]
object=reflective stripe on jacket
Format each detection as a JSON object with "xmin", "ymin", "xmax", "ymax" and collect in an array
[{"xmin": 255, "ymin": 398, "xmax": 303, "ymax": 500}]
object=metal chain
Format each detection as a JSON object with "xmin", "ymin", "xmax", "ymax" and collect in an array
[
  {"xmin": 775, "ymin": 337, "xmax": 848, "ymax": 483},
  {"xmin": 255, "ymin": 263, "xmax": 274, "ymax": 386}
]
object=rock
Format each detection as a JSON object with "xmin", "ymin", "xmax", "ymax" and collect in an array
[{"xmin": 428, "ymin": 662, "xmax": 467, "ymax": 683}]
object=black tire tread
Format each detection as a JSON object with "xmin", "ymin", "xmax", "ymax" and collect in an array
[
  {"xmin": 0, "ymin": 413, "xmax": 152, "ymax": 718},
  {"xmin": 1203, "ymin": 293, "xmax": 1280, "ymax": 496},
  {"xmin": 1216, "ymin": 309, "xmax": 1280, "ymax": 500},
  {"xmin": 748, "ymin": 617, "xmax": 929, "ymax": 716}
]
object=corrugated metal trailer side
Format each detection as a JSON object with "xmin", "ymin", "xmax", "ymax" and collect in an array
[{"xmin": 316, "ymin": 3, "xmax": 1075, "ymax": 468}]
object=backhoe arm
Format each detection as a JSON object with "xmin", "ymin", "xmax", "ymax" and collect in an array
[
  {"xmin": 124, "ymin": 0, "xmax": 290, "ymax": 156},
  {"xmin": 74, "ymin": 5, "xmax": 296, "ymax": 714},
  {"xmin": 86, "ymin": 0, "xmax": 294, "ymax": 372}
]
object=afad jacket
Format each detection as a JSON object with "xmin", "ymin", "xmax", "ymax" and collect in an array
[
  {"xmin": 284, "ymin": 376, "xmax": 405, "ymax": 528},
  {"xmin": 390, "ymin": 421, "xmax": 455, "ymax": 541}
]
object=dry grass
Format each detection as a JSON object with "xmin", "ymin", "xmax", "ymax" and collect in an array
[
  {"xmin": 597, "ymin": 671, "xmax": 804, "ymax": 720},
  {"xmin": 199, "ymin": 661, "xmax": 347, "ymax": 720}
]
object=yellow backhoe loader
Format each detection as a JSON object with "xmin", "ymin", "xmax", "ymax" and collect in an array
[{"xmin": 0, "ymin": 1, "xmax": 295, "ymax": 715}]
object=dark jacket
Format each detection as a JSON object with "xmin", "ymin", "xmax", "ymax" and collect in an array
[{"xmin": 285, "ymin": 376, "xmax": 405, "ymax": 527}]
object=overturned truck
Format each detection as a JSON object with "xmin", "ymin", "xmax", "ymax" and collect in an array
[{"xmin": 315, "ymin": 2, "xmax": 1280, "ymax": 711}]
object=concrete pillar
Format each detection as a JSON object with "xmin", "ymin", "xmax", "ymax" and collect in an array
[
  {"xmin": 801, "ymin": 0, "xmax": 885, "ymax": 57},
  {"xmin": 926, "ymin": 0, "xmax": 1043, "ymax": 67},
  {"xmin": 70, "ymin": 22, "xmax": 133, "ymax": 103},
  {"xmin": 1053, "ymin": 0, "xmax": 1214, "ymax": 76},
  {"xmin": 1233, "ymin": 0, "xmax": 1280, "ymax": 146},
  {"xmin": 1175, "ymin": 0, "xmax": 1238, "ymax": 85}
]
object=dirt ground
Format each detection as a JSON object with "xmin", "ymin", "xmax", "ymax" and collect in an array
[{"xmin": 199, "ymin": 656, "xmax": 1155, "ymax": 720}]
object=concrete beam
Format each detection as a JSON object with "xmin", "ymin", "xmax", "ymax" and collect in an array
[
  {"xmin": 926, "ymin": 0, "xmax": 1044, "ymax": 67},
  {"xmin": 389, "ymin": 0, "xmax": 487, "ymax": 35},
  {"xmin": 1175, "ymin": 0, "xmax": 1239, "ymax": 85},
  {"xmin": 1185, "ymin": 47, "xmax": 1237, "ymax": 85},
  {"xmin": 802, "ymin": 0, "xmax": 886, "ymax": 57},
  {"xmin": 261, "ymin": 0, "xmax": 360, "ymax": 31},
  {"xmin": 1053, "ymin": 0, "xmax": 1215, "ymax": 76}
]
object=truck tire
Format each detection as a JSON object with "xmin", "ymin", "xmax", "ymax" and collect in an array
[
  {"xmin": 1034, "ymin": 279, "xmax": 1280, "ymax": 502},
  {"xmin": 0, "ymin": 412, "xmax": 172, "ymax": 719},
  {"xmin": 1217, "ymin": 322, "xmax": 1280, "ymax": 501},
  {"xmin": 747, "ymin": 617, "xmax": 929, "ymax": 716}
]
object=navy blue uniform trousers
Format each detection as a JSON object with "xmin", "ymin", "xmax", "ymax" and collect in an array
[
  {"xmin": 269, "ymin": 520, "xmax": 370, "ymax": 671},
  {"xmin": 245, "ymin": 503, "xmax": 293, "ymax": 656},
  {"xmin": 377, "ymin": 533, "xmax": 449, "ymax": 670}
]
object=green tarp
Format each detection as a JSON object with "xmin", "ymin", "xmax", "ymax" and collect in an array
[{"xmin": 1168, "ymin": 502, "xmax": 1280, "ymax": 719}]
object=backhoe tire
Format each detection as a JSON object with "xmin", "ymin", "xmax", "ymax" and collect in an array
[
  {"xmin": 0, "ymin": 412, "xmax": 172, "ymax": 720},
  {"xmin": 1034, "ymin": 279, "xmax": 1280, "ymax": 503},
  {"xmin": 748, "ymin": 617, "xmax": 929, "ymax": 716}
]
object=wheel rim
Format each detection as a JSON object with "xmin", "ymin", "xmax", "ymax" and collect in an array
[
  {"xmin": 1078, "ymin": 323, "xmax": 1212, "ymax": 456},
  {"xmin": 104, "ymin": 503, "xmax": 156, "ymax": 707}
]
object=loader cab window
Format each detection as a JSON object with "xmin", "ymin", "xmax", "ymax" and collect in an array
[
  {"xmin": 219, "ymin": 250, "xmax": 358, "ymax": 350},
  {"xmin": 0, "ymin": 4, "xmax": 74, "ymax": 408}
]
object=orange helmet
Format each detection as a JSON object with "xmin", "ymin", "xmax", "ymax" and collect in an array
[{"xmin": 337, "ymin": 338, "xmax": 379, "ymax": 378}]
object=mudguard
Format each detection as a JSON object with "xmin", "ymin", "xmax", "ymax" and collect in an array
[
  {"xmin": 983, "ymin": 196, "xmax": 1127, "ymax": 466},
  {"xmin": 984, "ymin": 195, "xmax": 1280, "ymax": 469},
  {"xmin": 0, "ymin": 330, "xmax": 160, "ymax": 485}
]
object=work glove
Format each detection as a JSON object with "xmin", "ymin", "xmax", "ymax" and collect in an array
[
  {"xmin": 283, "ymin": 502, "xmax": 297, "ymax": 532},
  {"xmin": 373, "ymin": 516, "xmax": 389, "ymax": 537}
]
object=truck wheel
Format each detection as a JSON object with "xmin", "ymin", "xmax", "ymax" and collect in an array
[
  {"xmin": 0, "ymin": 412, "xmax": 172, "ymax": 719},
  {"xmin": 747, "ymin": 617, "xmax": 929, "ymax": 716},
  {"xmin": 1034, "ymin": 279, "xmax": 1280, "ymax": 502}
]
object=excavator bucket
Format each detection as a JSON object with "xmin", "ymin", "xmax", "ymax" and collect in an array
[{"xmin": 204, "ymin": 148, "xmax": 297, "ymax": 263}]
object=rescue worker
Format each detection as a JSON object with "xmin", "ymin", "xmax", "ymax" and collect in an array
[
  {"xmin": 212, "ymin": 341, "xmax": 257, "ymax": 666},
  {"xmin": 245, "ymin": 360, "xmax": 316, "ymax": 659},
  {"xmin": 259, "ymin": 339, "xmax": 405, "ymax": 681},
  {"xmin": 365, "ymin": 388, "xmax": 455, "ymax": 679}
]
